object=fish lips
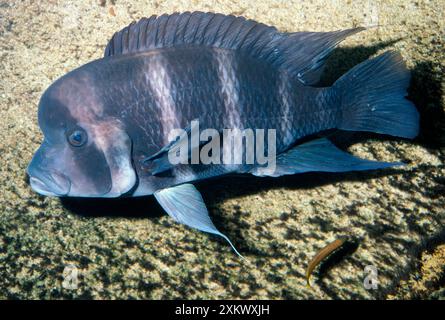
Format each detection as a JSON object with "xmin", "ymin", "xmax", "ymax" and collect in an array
[{"xmin": 28, "ymin": 169, "xmax": 71, "ymax": 197}]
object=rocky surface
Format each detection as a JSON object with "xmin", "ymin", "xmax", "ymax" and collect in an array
[
  {"xmin": 389, "ymin": 241, "xmax": 445, "ymax": 299},
  {"xmin": 0, "ymin": 0, "xmax": 443, "ymax": 299}
]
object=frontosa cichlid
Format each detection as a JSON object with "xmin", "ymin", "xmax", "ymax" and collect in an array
[{"xmin": 27, "ymin": 12, "xmax": 419, "ymax": 257}]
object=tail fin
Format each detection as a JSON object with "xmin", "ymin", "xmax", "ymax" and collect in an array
[{"xmin": 333, "ymin": 51, "xmax": 419, "ymax": 139}]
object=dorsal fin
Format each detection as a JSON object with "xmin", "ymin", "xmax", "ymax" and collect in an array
[{"xmin": 104, "ymin": 12, "xmax": 363, "ymax": 84}]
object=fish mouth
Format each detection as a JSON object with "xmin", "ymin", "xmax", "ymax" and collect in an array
[{"xmin": 28, "ymin": 171, "xmax": 71, "ymax": 197}]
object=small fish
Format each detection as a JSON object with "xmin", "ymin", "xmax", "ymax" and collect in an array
[
  {"xmin": 27, "ymin": 12, "xmax": 419, "ymax": 256},
  {"xmin": 306, "ymin": 238, "xmax": 347, "ymax": 287}
]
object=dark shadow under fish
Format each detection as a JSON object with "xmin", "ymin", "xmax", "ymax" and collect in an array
[{"xmin": 27, "ymin": 12, "xmax": 419, "ymax": 257}]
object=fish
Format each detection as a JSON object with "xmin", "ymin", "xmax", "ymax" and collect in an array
[
  {"xmin": 27, "ymin": 12, "xmax": 419, "ymax": 257},
  {"xmin": 306, "ymin": 238, "xmax": 347, "ymax": 287}
]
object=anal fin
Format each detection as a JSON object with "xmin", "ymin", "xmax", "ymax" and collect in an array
[{"xmin": 251, "ymin": 138, "xmax": 402, "ymax": 177}]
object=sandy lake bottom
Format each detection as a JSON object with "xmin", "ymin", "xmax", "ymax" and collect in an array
[{"xmin": 0, "ymin": 0, "xmax": 444, "ymax": 299}]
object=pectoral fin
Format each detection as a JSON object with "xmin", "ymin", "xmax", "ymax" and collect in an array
[
  {"xmin": 142, "ymin": 121, "xmax": 197, "ymax": 175},
  {"xmin": 143, "ymin": 120, "xmax": 221, "ymax": 176},
  {"xmin": 251, "ymin": 138, "xmax": 402, "ymax": 177},
  {"xmin": 154, "ymin": 184, "xmax": 243, "ymax": 258}
]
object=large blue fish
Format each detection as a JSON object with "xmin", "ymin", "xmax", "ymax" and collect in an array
[{"xmin": 27, "ymin": 12, "xmax": 419, "ymax": 256}]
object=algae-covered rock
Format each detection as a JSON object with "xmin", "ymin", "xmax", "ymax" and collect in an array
[{"xmin": 0, "ymin": 0, "xmax": 444, "ymax": 299}]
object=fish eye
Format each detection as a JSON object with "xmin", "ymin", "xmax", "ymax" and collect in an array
[{"xmin": 67, "ymin": 127, "xmax": 87, "ymax": 147}]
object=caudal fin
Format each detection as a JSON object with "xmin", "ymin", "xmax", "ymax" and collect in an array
[{"xmin": 333, "ymin": 51, "xmax": 419, "ymax": 139}]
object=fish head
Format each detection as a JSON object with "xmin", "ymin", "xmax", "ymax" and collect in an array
[{"xmin": 27, "ymin": 71, "xmax": 137, "ymax": 198}]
